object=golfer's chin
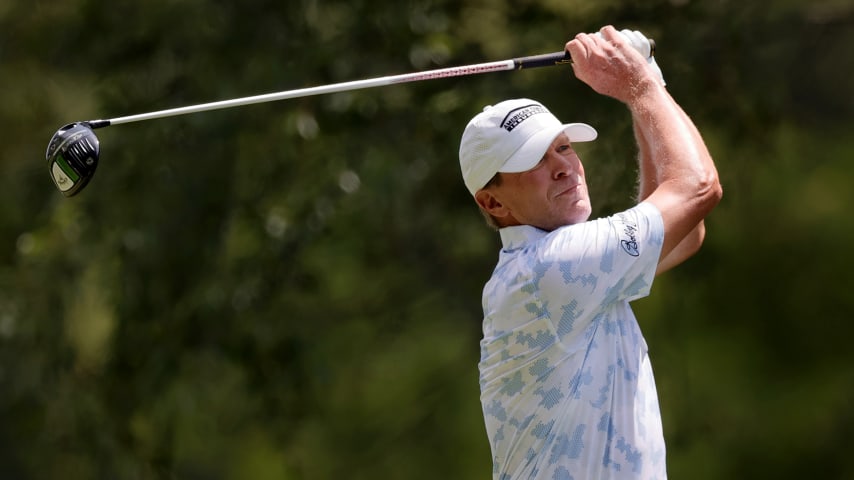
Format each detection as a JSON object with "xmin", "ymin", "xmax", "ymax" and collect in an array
[
  {"xmin": 538, "ymin": 201, "xmax": 592, "ymax": 232},
  {"xmin": 558, "ymin": 197, "xmax": 592, "ymax": 226},
  {"xmin": 561, "ymin": 210, "xmax": 592, "ymax": 228}
]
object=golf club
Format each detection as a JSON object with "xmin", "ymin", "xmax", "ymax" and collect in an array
[{"xmin": 46, "ymin": 36, "xmax": 655, "ymax": 197}]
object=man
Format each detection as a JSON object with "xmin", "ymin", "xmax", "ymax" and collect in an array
[{"xmin": 458, "ymin": 26, "xmax": 722, "ymax": 479}]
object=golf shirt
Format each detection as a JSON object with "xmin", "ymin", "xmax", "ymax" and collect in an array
[{"xmin": 479, "ymin": 202, "xmax": 666, "ymax": 480}]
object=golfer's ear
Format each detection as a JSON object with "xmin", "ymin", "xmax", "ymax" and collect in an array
[{"xmin": 475, "ymin": 189, "xmax": 509, "ymax": 218}]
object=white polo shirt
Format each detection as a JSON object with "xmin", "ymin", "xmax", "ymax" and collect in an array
[{"xmin": 479, "ymin": 202, "xmax": 666, "ymax": 480}]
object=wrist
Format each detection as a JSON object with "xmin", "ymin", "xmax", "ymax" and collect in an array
[{"xmin": 626, "ymin": 75, "xmax": 668, "ymax": 107}]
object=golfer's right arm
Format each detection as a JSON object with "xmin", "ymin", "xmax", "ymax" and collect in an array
[
  {"xmin": 567, "ymin": 26, "xmax": 722, "ymax": 266},
  {"xmin": 633, "ymin": 108, "xmax": 709, "ymax": 275},
  {"xmin": 627, "ymin": 73, "xmax": 722, "ymax": 267}
]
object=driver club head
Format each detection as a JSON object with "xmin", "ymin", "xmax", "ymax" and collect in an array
[{"xmin": 46, "ymin": 122, "xmax": 100, "ymax": 197}]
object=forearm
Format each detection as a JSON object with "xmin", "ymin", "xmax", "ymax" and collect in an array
[
  {"xmin": 633, "ymin": 113, "xmax": 656, "ymax": 201},
  {"xmin": 655, "ymin": 221, "xmax": 704, "ymax": 274},
  {"xmin": 628, "ymin": 83, "xmax": 716, "ymax": 193},
  {"xmin": 633, "ymin": 103, "xmax": 706, "ymax": 273}
]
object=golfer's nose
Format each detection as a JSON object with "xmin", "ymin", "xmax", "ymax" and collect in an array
[{"xmin": 550, "ymin": 152, "xmax": 579, "ymax": 179}]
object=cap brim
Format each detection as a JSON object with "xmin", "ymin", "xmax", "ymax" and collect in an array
[{"xmin": 499, "ymin": 122, "xmax": 597, "ymax": 173}]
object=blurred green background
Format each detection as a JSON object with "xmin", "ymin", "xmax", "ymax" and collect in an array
[{"xmin": 2, "ymin": 0, "xmax": 853, "ymax": 478}]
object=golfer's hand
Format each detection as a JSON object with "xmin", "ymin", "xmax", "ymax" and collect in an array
[{"xmin": 566, "ymin": 25, "xmax": 660, "ymax": 103}]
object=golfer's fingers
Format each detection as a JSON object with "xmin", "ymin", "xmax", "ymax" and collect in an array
[
  {"xmin": 566, "ymin": 32, "xmax": 596, "ymax": 63},
  {"xmin": 598, "ymin": 25, "xmax": 621, "ymax": 43},
  {"xmin": 598, "ymin": 25, "xmax": 635, "ymax": 57},
  {"xmin": 565, "ymin": 39, "xmax": 583, "ymax": 62}
]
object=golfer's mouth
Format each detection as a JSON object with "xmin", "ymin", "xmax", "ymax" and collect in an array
[{"xmin": 555, "ymin": 184, "xmax": 582, "ymax": 198}]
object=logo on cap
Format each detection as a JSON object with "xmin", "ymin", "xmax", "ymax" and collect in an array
[{"xmin": 500, "ymin": 104, "xmax": 548, "ymax": 132}]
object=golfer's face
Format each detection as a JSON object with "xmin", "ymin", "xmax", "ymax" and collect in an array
[{"xmin": 496, "ymin": 134, "xmax": 592, "ymax": 231}]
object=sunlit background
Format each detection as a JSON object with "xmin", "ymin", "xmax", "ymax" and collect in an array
[{"xmin": 1, "ymin": 0, "xmax": 853, "ymax": 478}]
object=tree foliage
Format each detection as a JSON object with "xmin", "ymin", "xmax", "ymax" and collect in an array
[{"xmin": 1, "ymin": 0, "xmax": 853, "ymax": 478}]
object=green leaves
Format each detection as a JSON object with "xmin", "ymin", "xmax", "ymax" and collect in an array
[{"xmin": 1, "ymin": 0, "xmax": 854, "ymax": 478}]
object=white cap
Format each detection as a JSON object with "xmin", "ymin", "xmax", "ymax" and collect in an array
[{"xmin": 459, "ymin": 99, "xmax": 597, "ymax": 196}]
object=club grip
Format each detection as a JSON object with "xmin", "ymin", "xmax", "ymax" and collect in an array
[
  {"xmin": 514, "ymin": 37, "xmax": 657, "ymax": 70},
  {"xmin": 513, "ymin": 51, "xmax": 572, "ymax": 69}
]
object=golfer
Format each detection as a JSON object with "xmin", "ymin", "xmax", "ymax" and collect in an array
[{"xmin": 459, "ymin": 26, "xmax": 722, "ymax": 479}]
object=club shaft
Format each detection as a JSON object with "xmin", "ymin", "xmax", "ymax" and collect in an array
[{"xmin": 90, "ymin": 51, "xmax": 572, "ymax": 128}]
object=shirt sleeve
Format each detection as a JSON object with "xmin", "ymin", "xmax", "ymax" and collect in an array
[{"xmin": 536, "ymin": 202, "xmax": 665, "ymax": 305}]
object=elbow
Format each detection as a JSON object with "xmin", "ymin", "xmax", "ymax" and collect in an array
[{"xmin": 697, "ymin": 169, "xmax": 723, "ymax": 213}]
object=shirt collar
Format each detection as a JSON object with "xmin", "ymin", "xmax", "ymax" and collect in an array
[{"xmin": 498, "ymin": 225, "xmax": 549, "ymax": 251}]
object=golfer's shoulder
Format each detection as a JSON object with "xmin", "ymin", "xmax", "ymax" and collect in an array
[{"xmin": 541, "ymin": 204, "xmax": 663, "ymax": 259}]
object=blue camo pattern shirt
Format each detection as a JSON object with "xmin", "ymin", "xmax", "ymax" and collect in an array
[{"xmin": 479, "ymin": 202, "xmax": 666, "ymax": 480}]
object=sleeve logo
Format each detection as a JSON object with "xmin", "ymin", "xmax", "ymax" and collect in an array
[{"xmin": 615, "ymin": 213, "xmax": 640, "ymax": 257}]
